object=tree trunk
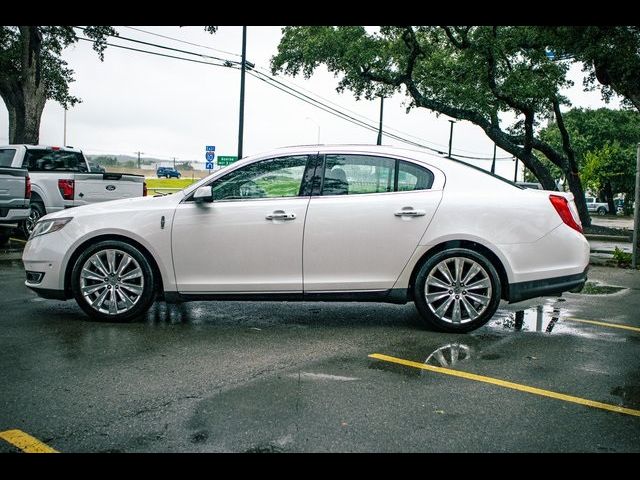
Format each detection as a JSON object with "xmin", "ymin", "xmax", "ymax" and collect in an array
[
  {"xmin": 604, "ymin": 180, "xmax": 615, "ymax": 215},
  {"xmin": 566, "ymin": 171, "xmax": 591, "ymax": 227},
  {"xmin": 0, "ymin": 27, "xmax": 47, "ymax": 144}
]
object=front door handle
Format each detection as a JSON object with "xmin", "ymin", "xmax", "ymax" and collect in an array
[
  {"xmin": 394, "ymin": 207, "xmax": 426, "ymax": 217},
  {"xmin": 266, "ymin": 210, "xmax": 296, "ymax": 221}
]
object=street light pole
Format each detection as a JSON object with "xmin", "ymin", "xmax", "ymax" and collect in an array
[
  {"xmin": 490, "ymin": 143, "xmax": 496, "ymax": 174},
  {"xmin": 63, "ymin": 108, "xmax": 67, "ymax": 146},
  {"xmin": 376, "ymin": 96, "xmax": 384, "ymax": 145},
  {"xmin": 632, "ymin": 143, "xmax": 640, "ymax": 269},
  {"xmin": 237, "ymin": 26, "xmax": 247, "ymax": 160},
  {"xmin": 448, "ymin": 120, "xmax": 456, "ymax": 158}
]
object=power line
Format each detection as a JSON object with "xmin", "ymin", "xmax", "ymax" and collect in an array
[
  {"xmin": 74, "ymin": 26, "xmax": 240, "ymax": 66},
  {"xmin": 121, "ymin": 26, "xmax": 243, "ymax": 59},
  {"xmin": 77, "ymin": 37, "xmax": 234, "ymax": 69},
  {"xmin": 77, "ymin": 32, "xmax": 517, "ymax": 161},
  {"xmin": 85, "ymin": 25, "xmax": 513, "ymax": 160}
]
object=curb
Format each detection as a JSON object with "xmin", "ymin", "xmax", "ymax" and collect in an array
[{"xmin": 584, "ymin": 233, "xmax": 632, "ymax": 242}]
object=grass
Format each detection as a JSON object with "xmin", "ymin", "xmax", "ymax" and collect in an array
[{"xmin": 145, "ymin": 178, "xmax": 199, "ymax": 195}]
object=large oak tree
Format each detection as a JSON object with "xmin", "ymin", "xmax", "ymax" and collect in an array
[
  {"xmin": 0, "ymin": 26, "xmax": 116, "ymax": 144},
  {"xmin": 272, "ymin": 26, "xmax": 638, "ymax": 226}
]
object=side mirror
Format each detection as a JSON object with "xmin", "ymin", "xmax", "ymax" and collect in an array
[{"xmin": 193, "ymin": 186, "xmax": 213, "ymax": 203}]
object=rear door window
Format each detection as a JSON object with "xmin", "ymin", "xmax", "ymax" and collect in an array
[{"xmin": 23, "ymin": 150, "xmax": 87, "ymax": 172}]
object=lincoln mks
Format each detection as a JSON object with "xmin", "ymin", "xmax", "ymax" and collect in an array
[{"xmin": 22, "ymin": 145, "xmax": 589, "ymax": 332}]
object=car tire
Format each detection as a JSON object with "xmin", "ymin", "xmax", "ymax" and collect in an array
[
  {"xmin": 21, "ymin": 201, "xmax": 45, "ymax": 238},
  {"xmin": 597, "ymin": 207, "xmax": 607, "ymax": 216},
  {"xmin": 413, "ymin": 248, "xmax": 501, "ymax": 333},
  {"xmin": 0, "ymin": 228, "xmax": 11, "ymax": 246},
  {"xmin": 71, "ymin": 240, "xmax": 156, "ymax": 322}
]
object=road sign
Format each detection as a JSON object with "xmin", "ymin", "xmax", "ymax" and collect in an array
[
  {"xmin": 205, "ymin": 152, "xmax": 215, "ymax": 161},
  {"xmin": 205, "ymin": 161, "xmax": 214, "ymax": 170},
  {"xmin": 206, "ymin": 145, "xmax": 216, "ymax": 152},
  {"xmin": 217, "ymin": 155, "xmax": 238, "ymax": 166}
]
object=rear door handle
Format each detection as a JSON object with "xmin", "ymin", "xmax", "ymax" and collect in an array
[
  {"xmin": 266, "ymin": 210, "xmax": 296, "ymax": 221},
  {"xmin": 395, "ymin": 207, "xmax": 426, "ymax": 217}
]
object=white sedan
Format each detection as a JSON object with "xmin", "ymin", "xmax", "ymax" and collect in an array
[{"xmin": 22, "ymin": 145, "xmax": 589, "ymax": 332}]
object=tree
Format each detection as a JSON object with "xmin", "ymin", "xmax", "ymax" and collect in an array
[
  {"xmin": 0, "ymin": 26, "xmax": 116, "ymax": 144},
  {"xmin": 541, "ymin": 27, "xmax": 640, "ymax": 111},
  {"xmin": 271, "ymin": 26, "xmax": 593, "ymax": 225},
  {"xmin": 540, "ymin": 108, "xmax": 640, "ymax": 213},
  {"xmin": 582, "ymin": 143, "xmax": 636, "ymax": 214}
]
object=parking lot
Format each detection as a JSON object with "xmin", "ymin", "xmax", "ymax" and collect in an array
[
  {"xmin": 0, "ymin": 255, "xmax": 640, "ymax": 452},
  {"xmin": 1, "ymin": 258, "xmax": 639, "ymax": 453}
]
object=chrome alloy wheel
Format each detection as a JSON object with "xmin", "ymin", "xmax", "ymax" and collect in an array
[
  {"xmin": 79, "ymin": 249, "xmax": 144, "ymax": 315},
  {"xmin": 424, "ymin": 256, "xmax": 492, "ymax": 325}
]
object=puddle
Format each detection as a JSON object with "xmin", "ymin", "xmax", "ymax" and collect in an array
[
  {"xmin": 425, "ymin": 343, "xmax": 473, "ymax": 368},
  {"xmin": 578, "ymin": 281, "xmax": 625, "ymax": 295},
  {"xmin": 490, "ymin": 304, "xmax": 565, "ymax": 333}
]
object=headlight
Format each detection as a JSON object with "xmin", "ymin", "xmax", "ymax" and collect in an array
[{"xmin": 30, "ymin": 217, "xmax": 73, "ymax": 239}]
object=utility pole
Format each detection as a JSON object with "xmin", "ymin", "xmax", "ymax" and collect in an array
[
  {"xmin": 135, "ymin": 151, "xmax": 143, "ymax": 169},
  {"xmin": 172, "ymin": 157, "xmax": 176, "ymax": 169},
  {"xmin": 633, "ymin": 143, "xmax": 640, "ymax": 269},
  {"xmin": 490, "ymin": 143, "xmax": 496, "ymax": 174},
  {"xmin": 376, "ymin": 96, "xmax": 384, "ymax": 145},
  {"xmin": 513, "ymin": 157, "xmax": 519, "ymax": 182},
  {"xmin": 63, "ymin": 108, "xmax": 67, "ymax": 146},
  {"xmin": 237, "ymin": 26, "xmax": 247, "ymax": 160},
  {"xmin": 447, "ymin": 120, "xmax": 456, "ymax": 158}
]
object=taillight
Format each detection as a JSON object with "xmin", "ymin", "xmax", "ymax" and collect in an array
[
  {"xmin": 25, "ymin": 175, "xmax": 31, "ymax": 199},
  {"xmin": 549, "ymin": 194, "xmax": 582, "ymax": 233},
  {"xmin": 58, "ymin": 179, "xmax": 75, "ymax": 200},
  {"xmin": 143, "ymin": 181, "xmax": 148, "ymax": 197}
]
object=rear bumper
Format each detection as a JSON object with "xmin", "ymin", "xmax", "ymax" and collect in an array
[
  {"xmin": 508, "ymin": 266, "xmax": 588, "ymax": 303},
  {"xmin": 0, "ymin": 206, "xmax": 30, "ymax": 224}
]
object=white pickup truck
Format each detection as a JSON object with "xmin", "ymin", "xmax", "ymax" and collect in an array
[{"xmin": 0, "ymin": 145, "xmax": 146, "ymax": 236}]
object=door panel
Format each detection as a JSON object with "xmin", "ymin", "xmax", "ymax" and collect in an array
[
  {"xmin": 303, "ymin": 191, "xmax": 441, "ymax": 291},
  {"xmin": 303, "ymin": 154, "xmax": 441, "ymax": 292},
  {"xmin": 172, "ymin": 154, "xmax": 312, "ymax": 293},
  {"xmin": 172, "ymin": 197, "xmax": 309, "ymax": 292}
]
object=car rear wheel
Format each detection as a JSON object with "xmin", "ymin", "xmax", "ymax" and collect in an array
[
  {"xmin": 71, "ymin": 240, "xmax": 155, "ymax": 322},
  {"xmin": 413, "ymin": 248, "xmax": 501, "ymax": 333}
]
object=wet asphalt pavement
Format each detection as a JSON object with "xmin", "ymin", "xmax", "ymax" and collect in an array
[{"xmin": 1, "ymin": 259, "xmax": 639, "ymax": 453}]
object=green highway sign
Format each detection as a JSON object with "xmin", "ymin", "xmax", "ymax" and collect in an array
[{"xmin": 217, "ymin": 156, "xmax": 239, "ymax": 166}]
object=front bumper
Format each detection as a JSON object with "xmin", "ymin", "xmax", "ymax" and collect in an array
[{"xmin": 508, "ymin": 266, "xmax": 588, "ymax": 303}]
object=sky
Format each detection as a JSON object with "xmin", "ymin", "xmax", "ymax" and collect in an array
[{"xmin": 0, "ymin": 26, "xmax": 621, "ymax": 179}]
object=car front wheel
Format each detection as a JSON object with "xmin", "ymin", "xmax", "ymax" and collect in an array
[
  {"xmin": 597, "ymin": 207, "xmax": 607, "ymax": 215},
  {"xmin": 71, "ymin": 240, "xmax": 156, "ymax": 322},
  {"xmin": 413, "ymin": 248, "xmax": 501, "ymax": 333}
]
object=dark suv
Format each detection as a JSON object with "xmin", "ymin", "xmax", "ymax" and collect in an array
[{"xmin": 157, "ymin": 167, "xmax": 181, "ymax": 178}]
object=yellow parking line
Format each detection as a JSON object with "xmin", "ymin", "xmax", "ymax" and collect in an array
[
  {"xmin": 368, "ymin": 353, "xmax": 640, "ymax": 418},
  {"xmin": 9, "ymin": 237, "xmax": 27, "ymax": 244},
  {"xmin": 0, "ymin": 429, "xmax": 58, "ymax": 453},
  {"xmin": 566, "ymin": 317, "xmax": 640, "ymax": 333}
]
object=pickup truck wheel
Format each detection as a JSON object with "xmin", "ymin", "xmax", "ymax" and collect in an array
[
  {"xmin": 22, "ymin": 202, "xmax": 45, "ymax": 238},
  {"xmin": 0, "ymin": 228, "xmax": 10, "ymax": 246},
  {"xmin": 597, "ymin": 207, "xmax": 607, "ymax": 216},
  {"xmin": 71, "ymin": 240, "xmax": 155, "ymax": 322}
]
